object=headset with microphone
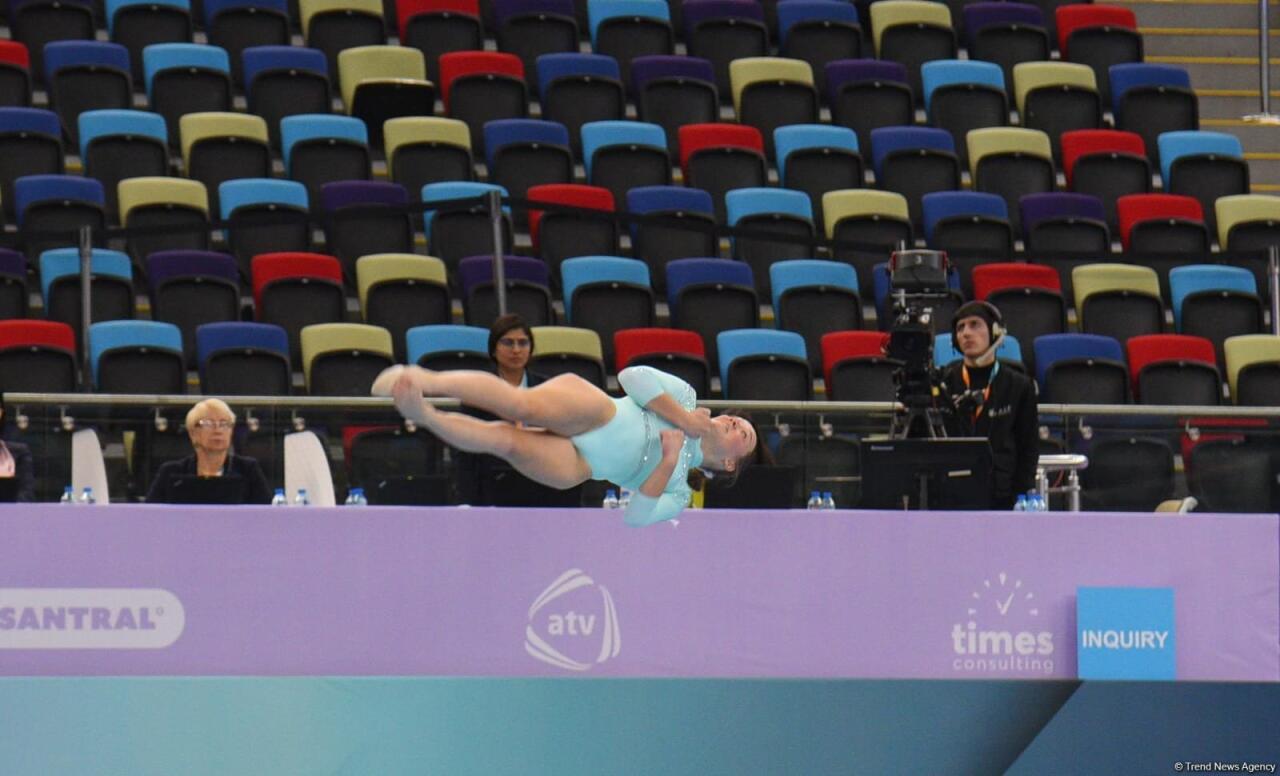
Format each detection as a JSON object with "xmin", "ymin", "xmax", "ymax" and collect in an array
[{"xmin": 950, "ymin": 301, "xmax": 1006, "ymax": 418}]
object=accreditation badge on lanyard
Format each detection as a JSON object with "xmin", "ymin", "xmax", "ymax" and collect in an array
[{"xmin": 961, "ymin": 360, "xmax": 1000, "ymax": 422}]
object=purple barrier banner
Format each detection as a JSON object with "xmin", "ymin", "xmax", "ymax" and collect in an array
[{"xmin": 0, "ymin": 505, "xmax": 1276, "ymax": 680}]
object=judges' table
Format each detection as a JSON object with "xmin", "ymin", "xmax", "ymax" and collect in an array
[{"xmin": 1, "ymin": 504, "xmax": 1276, "ymax": 680}]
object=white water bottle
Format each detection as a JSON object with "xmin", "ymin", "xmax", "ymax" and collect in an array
[
  {"xmin": 602, "ymin": 489, "xmax": 619, "ymax": 509},
  {"xmin": 60, "ymin": 486, "xmax": 75, "ymax": 505},
  {"xmin": 79, "ymin": 486, "xmax": 96, "ymax": 505},
  {"xmin": 618, "ymin": 488, "xmax": 632, "ymax": 509},
  {"xmin": 807, "ymin": 491, "xmax": 822, "ymax": 510},
  {"xmin": 1014, "ymin": 494, "xmax": 1028, "ymax": 512},
  {"xmin": 271, "ymin": 488, "xmax": 287, "ymax": 506},
  {"xmin": 293, "ymin": 488, "xmax": 309, "ymax": 506},
  {"xmin": 345, "ymin": 487, "xmax": 367, "ymax": 506},
  {"xmin": 822, "ymin": 492, "xmax": 836, "ymax": 511}
]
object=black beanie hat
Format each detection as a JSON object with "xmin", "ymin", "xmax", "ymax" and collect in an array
[{"xmin": 951, "ymin": 301, "xmax": 1001, "ymax": 351}]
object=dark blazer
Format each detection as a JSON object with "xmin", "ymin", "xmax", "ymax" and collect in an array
[
  {"xmin": 146, "ymin": 454, "xmax": 273, "ymax": 505},
  {"xmin": 0, "ymin": 441, "xmax": 35, "ymax": 502}
]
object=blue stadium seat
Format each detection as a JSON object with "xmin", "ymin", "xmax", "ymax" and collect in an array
[
  {"xmin": 769, "ymin": 258, "xmax": 858, "ymax": 314},
  {"xmin": 666, "ymin": 256, "xmax": 758, "ymax": 373},
  {"xmin": 420, "ymin": 181, "xmax": 509, "ymax": 256},
  {"xmin": 1033, "ymin": 332, "xmax": 1128, "ymax": 403},
  {"xmin": 587, "ymin": 0, "xmax": 670, "ymax": 48},
  {"xmin": 773, "ymin": 123, "xmax": 859, "ymax": 181},
  {"xmin": 406, "ymin": 323, "xmax": 490, "ymax": 367},
  {"xmin": 13, "ymin": 174, "xmax": 107, "ymax": 259},
  {"xmin": 868, "ymin": 125, "xmax": 959, "ymax": 225},
  {"xmin": 195, "ymin": 321, "xmax": 292, "ymax": 395},
  {"xmin": 1108, "ymin": 62, "xmax": 1192, "ymax": 117},
  {"xmin": 560, "ymin": 255, "xmax": 651, "ymax": 324},
  {"xmin": 1157, "ymin": 130, "xmax": 1248, "ymax": 230},
  {"xmin": 920, "ymin": 190, "xmax": 1008, "ymax": 244},
  {"xmin": 579, "ymin": 119, "xmax": 670, "ymax": 202},
  {"xmin": 142, "ymin": 42, "xmax": 230, "ymax": 103},
  {"xmin": 219, "ymin": 178, "xmax": 309, "ymax": 220},
  {"xmin": 933, "ymin": 332, "xmax": 1022, "ymax": 367},
  {"xmin": 88, "ymin": 319, "xmax": 185, "ymax": 393},
  {"xmin": 536, "ymin": 52, "xmax": 621, "ymax": 99},
  {"xmin": 40, "ymin": 248, "xmax": 132, "ymax": 304},
  {"xmin": 482, "ymin": 118, "xmax": 574, "ymax": 200},
  {"xmin": 77, "ymin": 108, "xmax": 168, "ymax": 161},
  {"xmin": 724, "ymin": 186, "xmax": 815, "ymax": 295},
  {"xmin": 716, "ymin": 328, "xmax": 810, "ymax": 399},
  {"xmin": 920, "ymin": 58, "xmax": 1005, "ymax": 113},
  {"xmin": 0, "ymin": 107, "xmax": 65, "ymax": 221},
  {"xmin": 14, "ymin": 174, "xmax": 105, "ymax": 227},
  {"xmin": 769, "ymin": 258, "xmax": 861, "ymax": 371},
  {"xmin": 279, "ymin": 113, "xmax": 370, "ymax": 199},
  {"xmin": 1157, "ymin": 130, "xmax": 1242, "ymax": 185}
]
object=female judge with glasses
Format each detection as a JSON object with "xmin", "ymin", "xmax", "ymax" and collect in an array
[{"xmin": 145, "ymin": 398, "xmax": 272, "ymax": 504}]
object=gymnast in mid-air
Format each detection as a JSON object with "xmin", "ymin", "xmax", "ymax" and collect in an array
[{"xmin": 372, "ymin": 364, "xmax": 757, "ymax": 525}]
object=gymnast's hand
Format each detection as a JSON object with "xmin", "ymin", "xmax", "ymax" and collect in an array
[
  {"xmin": 682, "ymin": 407, "xmax": 715, "ymax": 439},
  {"xmin": 660, "ymin": 429, "xmax": 686, "ymax": 460}
]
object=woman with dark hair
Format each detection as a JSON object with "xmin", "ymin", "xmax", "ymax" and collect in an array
[
  {"xmin": 0, "ymin": 395, "xmax": 35, "ymax": 502},
  {"xmin": 487, "ymin": 314, "xmax": 542, "ymax": 389},
  {"xmin": 374, "ymin": 364, "xmax": 757, "ymax": 525}
]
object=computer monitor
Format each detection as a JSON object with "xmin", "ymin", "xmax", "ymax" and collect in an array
[
  {"xmin": 0, "ymin": 478, "xmax": 18, "ymax": 503},
  {"xmin": 703, "ymin": 465, "xmax": 801, "ymax": 509},
  {"xmin": 858, "ymin": 438, "xmax": 993, "ymax": 510},
  {"xmin": 167, "ymin": 475, "xmax": 249, "ymax": 505}
]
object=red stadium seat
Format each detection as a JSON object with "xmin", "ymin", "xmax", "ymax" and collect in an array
[
  {"xmin": 972, "ymin": 263, "xmax": 1061, "ymax": 300},
  {"xmin": 250, "ymin": 252, "xmax": 344, "ymax": 313},
  {"xmin": 526, "ymin": 183, "xmax": 616, "ymax": 254},
  {"xmin": 1054, "ymin": 4, "xmax": 1137, "ymax": 58},
  {"xmin": 436, "ymin": 50, "xmax": 525, "ymax": 111},
  {"xmin": 613, "ymin": 326, "xmax": 706, "ymax": 372},
  {"xmin": 1125, "ymin": 333, "xmax": 1220, "ymax": 404},
  {"xmin": 0, "ymin": 319, "xmax": 78, "ymax": 393},
  {"xmin": 1059, "ymin": 129, "xmax": 1146, "ymax": 188},
  {"xmin": 819, "ymin": 330, "xmax": 888, "ymax": 387},
  {"xmin": 1116, "ymin": 193, "xmax": 1205, "ymax": 250},
  {"xmin": 677, "ymin": 122, "xmax": 764, "ymax": 175}
]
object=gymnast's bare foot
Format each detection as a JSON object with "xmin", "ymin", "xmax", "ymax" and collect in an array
[{"xmin": 371, "ymin": 364, "xmax": 406, "ymax": 397}]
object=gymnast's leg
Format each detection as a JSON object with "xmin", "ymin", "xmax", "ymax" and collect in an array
[
  {"xmin": 391, "ymin": 388, "xmax": 592, "ymax": 489},
  {"xmin": 375, "ymin": 366, "xmax": 615, "ymax": 438}
]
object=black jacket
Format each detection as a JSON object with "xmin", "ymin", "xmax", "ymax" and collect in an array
[
  {"xmin": 0, "ymin": 441, "xmax": 35, "ymax": 502},
  {"xmin": 146, "ymin": 454, "xmax": 273, "ymax": 505},
  {"xmin": 941, "ymin": 361, "xmax": 1040, "ymax": 509},
  {"xmin": 454, "ymin": 368, "xmax": 547, "ymax": 505}
]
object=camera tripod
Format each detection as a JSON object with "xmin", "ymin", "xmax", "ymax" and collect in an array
[{"xmin": 889, "ymin": 399, "xmax": 949, "ymax": 440}]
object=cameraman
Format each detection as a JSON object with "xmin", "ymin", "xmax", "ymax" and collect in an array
[{"xmin": 940, "ymin": 301, "xmax": 1039, "ymax": 509}]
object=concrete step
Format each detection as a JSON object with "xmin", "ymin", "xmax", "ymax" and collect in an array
[
  {"xmin": 1115, "ymin": 0, "xmax": 1280, "ymax": 30},
  {"xmin": 1140, "ymin": 27, "xmax": 1272, "ymax": 58},
  {"xmin": 1196, "ymin": 89, "xmax": 1280, "ymax": 117},
  {"xmin": 1145, "ymin": 54, "xmax": 1280, "ymax": 90}
]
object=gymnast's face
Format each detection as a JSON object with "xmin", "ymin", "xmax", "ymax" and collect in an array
[{"xmin": 713, "ymin": 415, "xmax": 757, "ymax": 460}]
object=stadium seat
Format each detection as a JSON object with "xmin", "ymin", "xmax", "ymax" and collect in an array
[
  {"xmin": 630, "ymin": 55, "xmax": 717, "ymax": 155},
  {"xmin": 437, "ymin": 51, "xmax": 528, "ymax": 152},
  {"xmin": 678, "ymin": 123, "xmax": 767, "ymax": 223},
  {"xmin": 971, "ymin": 262, "xmax": 1065, "ymax": 377},
  {"xmin": 337, "ymin": 46, "xmax": 434, "ymax": 148},
  {"xmin": 397, "ymin": 0, "xmax": 482, "ymax": 82},
  {"xmin": 108, "ymin": 0, "xmax": 194, "ymax": 84},
  {"xmin": 682, "ymin": 0, "xmax": 768, "ymax": 98},
  {"xmin": 1081, "ymin": 435, "xmax": 1175, "ymax": 511},
  {"xmin": 626, "ymin": 186, "xmax": 718, "ymax": 292},
  {"xmin": 43, "ymin": 41, "xmax": 132, "ymax": 148},
  {"xmin": 1216, "ymin": 194, "xmax": 1280, "ymax": 299},
  {"xmin": 147, "ymin": 250, "xmax": 241, "ymax": 366},
  {"xmin": 421, "ymin": 181, "xmax": 512, "ymax": 272},
  {"xmin": 483, "ymin": 119, "xmax": 574, "ymax": 205},
  {"xmin": 580, "ymin": 119, "xmax": 671, "ymax": 208},
  {"xmin": 868, "ymin": 125, "xmax": 960, "ymax": 228},
  {"xmin": 770, "ymin": 258, "xmax": 862, "ymax": 373},
  {"xmin": 1157, "ymin": 130, "xmax": 1248, "ymax": 233},
  {"xmin": 717, "ymin": 328, "xmax": 811, "ymax": 400},
  {"xmin": 385, "ymin": 117, "xmax": 475, "ymax": 196},
  {"xmin": 967, "ymin": 127, "xmax": 1055, "ymax": 233},
  {"xmin": 204, "ymin": 0, "xmax": 290, "ymax": 86},
  {"xmin": 869, "ymin": 0, "xmax": 956, "ymax": 101},
  {"xmin": 356, "ymin": 253, "xmax": 450, "ymax": 362},
  {"xmin": 932, "ymin": 331, "xmax": 1023, "ymax": 370},
  {"xmin": 456, "ymin": 254, "xmax": 555, "ymax": 327},
  {"xmin": 143, "ymin": 44, "xmax": 232, "ymax": 143},
  {"xmin": 1224, "ymin": 334, "xmax": 1280, "ymax": 407},
  {"xmin": 40, "ymin": 248, "xmax": 135, "ymax": 350},
  {"xmin": 1168, "ymin": 265, "xmax": 1263, "ymax": 363},
  {"xmin": 493, "ymin": 0, "xmax": 579, "ymax": 89},
  {"xmin": 251, "ymin": 251, "xmax": 346, "ymax": 364},
  {"xmin": 78, "ymin": 110, "xmax": 169, "ymax": 223},
  {"xmin": 0, "ymin": 250, "xmax": 28, "ymax": 320},
  {"xmin": 1018, "ymin": 191, "xmax": 1109, "ymax": 254},
  {"xmin": 920, "ymin": 191, "xmax": 1013, "ymax": 290},
  {"xmin": 242, "ymin": 46, "xmax": 331, "ymax": 149},
  {"xmin": 1072, "ymin": 262, "xmax": 1164, "ymax": 343},
  {"xmin": 300, "ymin": 322, "xmax": 395, "ymax": 396},
  {"xmin": 1055, "ymin": 4, "xmax": 1140, "ymax": 104},
  {"xmin": 280, "ymin": 114, "xmax": 372, "ymax": 202},
  {"xmin": 1013, "ymin": 62, "xmax": 1102, "ymax": 161},
  {"xmin": 1187, "ymin": 436, "xmax": 1277, "ymax": 512},
  {"xmin": 560, "ymin": 255, "xmax": 654, "ymax": 368},
  {"xmin": 343, "ymin": 424, "xmax": 448, "ymax": 504},
  {"xmin": 820, "ymin": 330, "xmax": 894, "ymax": 401},
  {"xmin": 528, "ymin": 325, "xmax": 607, "ymax": 386},
  {"xmin": 825, "ymin": 59, "xmax": 914, "ymax": 154},
  {"xmin": 587, "ymin": 0, "xmax": 674, "ymax": 87},
  {"xmin": 0, "ymin": 107, "xmax": 64, "ymax": 222},
  {"xmin": 665, "ymin": 257, "xmax": 759, "ymax": 374},
  {"xmin": 921, "ymin": 59, "xmax": 1008, "ymax": 165},
  {"xmin": 823, "ymin": 188, "xmax": 913, "ymax": 293},
  {"xmin": 298, "ymin": 0, "xmax": 385, "ymax": 75},
  {"xmin": 724, "ymin": 187, "xmax": 815, "ymax": 296},
  {"xmin": 965, "ymin": 3, "xmax": 1050, "ymax": 90},
  {"xmin": 1059, "ymin": 128, "xmax": 1150, "ymax": 228},
  {"xmin": 1109, "ymin": 62, "xmax": 1198, "ymax": 165},
  {"xmin": 776, "ymin": 0, "xmax": 862, "ymax": 96},
  {"xmin": 196, "ymin": 321, "xmax": 292, "ymax": 395},
  {"xmin": 0, "ymin": 41, "xmax": 33, "ymax": 107},
  {"xmin": 729, "ymin": 57, "xmax": 819, "ymax": 157},
  {"xmin": 117, "ymin": 177, "xmax": 211, "ymax": 275},
  {"xmin": 319, "ymin": 180, "xmax": 415, "ymax": 284},
  {"xmin": 406, "ymin": 323, "xmax": 491, "ymax": 370},
  {"xmin": 178, "ymin": 112, "xmax": 271, "ymax": 214},
  {"xmin": 9, "ymin": 0, "xmax": 95, "ymax": 88},
  {"xmin": 1033, "ymin": 332, "xmax": 1128, "ymax": 403},
  {"xmin": 613, "ymin": 326, "xmax": 710, "ymax": 394},
  {"xmin": 537, "ymin": 53, "xmax": 625, "ymax": 159},
  {"xmin": 0, "ymin": 319, "xmax": 78, "ymax": 393},
  {"xmin": 1116, "ymin": 194, "xmax": 1210, "ymax": 293},
  {"xmin": 88, "ymin": 319, "xmax": 185, "ymax": 394},
  {"xmin": 219, "ymin": 178, "xmax": 311, "ymax": 280},
  {"xmin": 14, "ymin": 175, "xmax": 106, "ymax": 262},
  {"xmin": 1125, "ymin": 333, "xmax": 1221, "ymax": 405},
  {"xmin": 773, "ymin": 124, "xmax": 863, "ymax": 234},
  {"xmin": 526, "ymin": 184, "xmax": 619, "ymax": 281}
]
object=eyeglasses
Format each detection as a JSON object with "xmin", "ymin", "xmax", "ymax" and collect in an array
[
  {"xmin": 498, "ymin": 337, "xmax": 531, "ymax": 349},
  {"xmin": 195, "ymin": 419, "xmax": 234, "ymax": 430}
]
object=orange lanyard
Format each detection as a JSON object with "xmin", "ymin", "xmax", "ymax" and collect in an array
[{"xmin": 961, "ymin": 361, "xmax": 1000, "ymax": 421}]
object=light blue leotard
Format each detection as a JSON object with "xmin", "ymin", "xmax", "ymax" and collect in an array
[{"xmin": 570, "ymin": 366, "xmax": 704, "ymax": 526}]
